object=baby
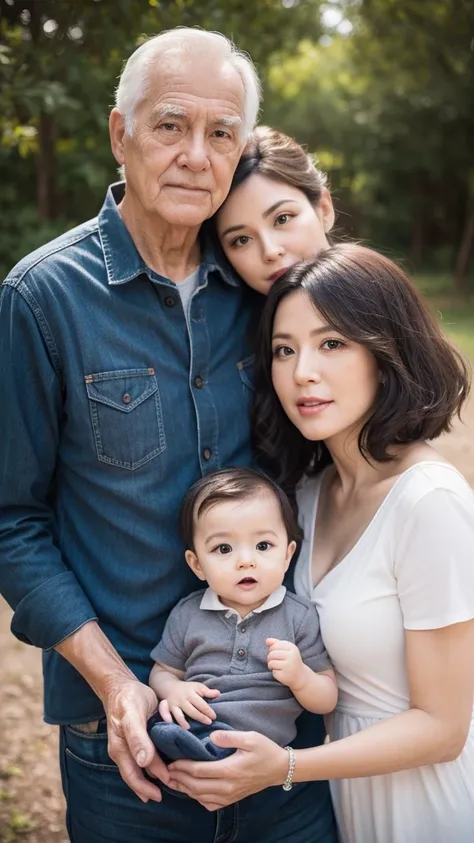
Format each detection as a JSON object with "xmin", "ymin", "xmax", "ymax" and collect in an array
[{"xmin": 149, "ymin": 467, "xmax": 337, "ymax": 749}]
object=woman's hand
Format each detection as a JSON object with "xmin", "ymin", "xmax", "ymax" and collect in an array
[{"xmin": 168, "ymin": 729, "xmax": 289, "ymax": 811}]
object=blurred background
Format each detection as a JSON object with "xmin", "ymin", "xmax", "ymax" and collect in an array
[
  {"xmin": 1, "ymin": 0, "xmax": 473, "ymax": 296},
  {"xmin": 0, "ymin": 1, "xmax": 473, "ymax": 840}
]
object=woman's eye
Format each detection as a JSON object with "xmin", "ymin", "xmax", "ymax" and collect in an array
[
  {"xmin": 272, "ymin": 345, "xmax": 294, "ymax": 358},
  {"xmin": 216, "ymin": 544, "xmax": 232, "ymax": 554},
  {"xmin": 256, "ymin": 541, "xmax": 272, "ymax": 551},
  {"xmin": 230, "ymin": 235, "xmax": 251, "ymax": 248},
  {"xmin": 275, "ymin": 213, "xmax": 293, "ymax": 226},
  {"xmin": 321, "ymin": 339, "xmax": 344, "ymax": 351}
]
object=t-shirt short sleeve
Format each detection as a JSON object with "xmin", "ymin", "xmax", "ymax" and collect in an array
[
  {"xmin": 296, "ymin": 602, "xmax": 332, "ymax": 673},
  {"xmin": 150, "ymin": 600, "xmax": 189, "ymax": 670},
  {"xmin": 395, "ymin": 487, "xmax": 474, "ymax": 630}
]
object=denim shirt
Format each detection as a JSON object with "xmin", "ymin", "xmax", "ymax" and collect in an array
[{"xmin": 0, "ymin": 183, "xmax": 257, "ymax": 724}]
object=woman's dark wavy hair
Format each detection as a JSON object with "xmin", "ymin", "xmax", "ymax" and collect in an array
[{"xmin": 253, "ymin": 243, "xmax": 470, "ymax": 490}]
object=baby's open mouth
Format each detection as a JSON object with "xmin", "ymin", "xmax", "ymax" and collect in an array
[{"xmin": 237, "ymin": 577, "xmax": 257, "ymax": 588}]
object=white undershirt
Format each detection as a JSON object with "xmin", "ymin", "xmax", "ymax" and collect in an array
[{"xmin": 175, "ymin": 268, "xmax": 200, "ymax": 321}]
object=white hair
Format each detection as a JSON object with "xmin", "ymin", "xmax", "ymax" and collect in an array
[{"xmin": 115, "ymin": 28, "xmax": 261, "ymax": 138}]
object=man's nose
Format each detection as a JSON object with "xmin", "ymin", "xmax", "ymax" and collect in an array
[{"xmin": 177, "ymin": 134, "xmax": 210, "ymax": 172}]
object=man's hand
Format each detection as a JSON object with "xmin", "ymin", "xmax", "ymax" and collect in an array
[
  {"xmin": 158, "ymin": 681, "xmax": 221, "ymax": 729},
  {"xmin": 266, "ymin": 637, "xmax": 306, "ymax": 691},
  {"xmin": 105, "ymin": 677, "xmax": 171, "ymax": 803},
  {"xmin": 56, "ymin": 621, "xmax": 170, "ymax": 804}
]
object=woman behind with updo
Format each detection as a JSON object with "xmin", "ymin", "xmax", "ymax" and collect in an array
[{"xmin": 216, "ymin": 126, "xmax": 335, "ymax": 295}]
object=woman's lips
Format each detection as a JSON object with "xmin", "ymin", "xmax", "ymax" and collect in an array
[
  {"xmin": 296, "ymin": 399, "xmax": 333, "ymax": 417},
  {"xmin": 267, "ymin": 266, "xmax": 293, "ymax": 283}
]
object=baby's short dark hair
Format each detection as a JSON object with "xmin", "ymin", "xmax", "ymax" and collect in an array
[{"xmin": 180, "ymin": 467, "xmax": 301, "ymax": 551}]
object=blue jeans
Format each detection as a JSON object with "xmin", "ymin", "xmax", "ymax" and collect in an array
[{"xmin": 59, "ymin": 722, "xmax": 338, "ymax": 843}]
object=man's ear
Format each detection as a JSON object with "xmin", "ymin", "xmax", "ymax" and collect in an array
[
  {"xmin": 185, "ymin": 549, "xmax": 207, "ymax": 581},
  {"xmin": 284, "ymin": 540, "xmax": 297, "ymax": 571},
  {"xmin": 109, "ymin": 108, "xmax": 126, "ymax": 166}
]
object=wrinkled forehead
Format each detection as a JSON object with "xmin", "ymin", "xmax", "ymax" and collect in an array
[{"xmin": 143, "ymin": 50, "xmax": 245, "ymax": 123}]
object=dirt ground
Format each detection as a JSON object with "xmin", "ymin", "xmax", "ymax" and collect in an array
[{"xmin": 1, "ymin": 395, "xmax": 473, "ymax": 843}]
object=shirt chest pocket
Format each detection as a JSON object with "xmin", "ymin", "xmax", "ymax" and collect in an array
[{"xmin": 84, "ymin": 368, "xmax": 166, "ymax": 470}]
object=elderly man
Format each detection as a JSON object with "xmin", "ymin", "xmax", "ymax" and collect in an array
[{"xmin": 0, "ymin": 28, "xmax": 336, "ymax": 843}]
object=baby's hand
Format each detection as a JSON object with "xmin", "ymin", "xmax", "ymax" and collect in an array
[
  {"xmin": 158, "ymin": 681, "xmax": 220, "ymax": 730},
  {"xmin": 266, "ymin": 638, "xmax": 306, "ymax": 691}
]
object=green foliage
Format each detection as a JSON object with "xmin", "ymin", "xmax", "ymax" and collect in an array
[
  {"xmin": 0, "ymin": 0, "xmax": 323, "ymax": 276},
  {"xmin": 263, "ymin": 0, "xmax": 474, "ymax": 283},
  {"xmin": 1, "ymin": 0, "xmax": 473, "ymax": 289}
]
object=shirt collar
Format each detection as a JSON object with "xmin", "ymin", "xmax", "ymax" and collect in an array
[
  {"xmin": 98, "ymin": 182, "xmax": 240, "ymax": 289},
  {"xmin": 200, "ymin": 585, "xmax": 287, "ymax": 622}
]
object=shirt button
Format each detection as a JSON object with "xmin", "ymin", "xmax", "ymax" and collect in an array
[
  {"xmin": 237, "ymin": 648, "xmax": 246, "ymax": 658},
  {"xmin": 194, "ymin": 375, "xmax": 203, "ymax": 389},
  {"xmin": 164, "ymin": 295, "xmax": 176, "ymax": 307},
  {"xmin": 203, "ymin": 448, "xmax": 212, "ymax": 461},
  {"xmin": 240, "ymin": 626, "xmax": 246, "ymax": 633},
  {"xmin": 122, "ymin": 393, "xmax": 132, "ymax": 404}
]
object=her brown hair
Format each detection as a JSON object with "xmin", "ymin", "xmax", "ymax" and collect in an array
[
  {"xmin": 253, "ymin": 243, "xmax": 471, "ymax": 489},
  {"xmin": 229, "ymin": 125, "xmax": 328, "ymax": 205}
]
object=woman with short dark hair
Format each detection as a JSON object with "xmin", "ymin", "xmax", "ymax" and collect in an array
[{"xmin": 248, "ymin": 245, "xmax": 474, "ymax": 843}]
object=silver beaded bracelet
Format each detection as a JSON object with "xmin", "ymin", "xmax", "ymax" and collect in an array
[{"xmin": 282, "ymin": 745, "xmax": 296, "ymax": 791}]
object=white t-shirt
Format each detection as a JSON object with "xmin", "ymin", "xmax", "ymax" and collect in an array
[{"xmin": 294, "ymin": 461, "xmax": 474, "ymax": 843}]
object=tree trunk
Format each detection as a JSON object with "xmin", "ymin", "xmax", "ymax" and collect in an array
[
  {"xmin": 36, "ymin": 111, "xmax": 57, "ymax": 221},
  {"xmin": 409, "ymin": 214, "xmax": 424, "ymax": 266},
  {"xmin": 29, "ymin": 0, "xmax": 58, "ymax": 222},
  {"xmin": 454, "ymin": 209, "xmax": 474, "ymax": 295}
]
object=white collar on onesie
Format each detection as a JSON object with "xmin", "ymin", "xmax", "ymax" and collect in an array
[{"xmin": 200, "ymin": 585, "xmax": 286, "ymax": 623}]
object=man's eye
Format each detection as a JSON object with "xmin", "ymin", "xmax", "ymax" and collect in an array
[
  {"xmin": 160, "ymin": 123, "xmax": 179, "ymax": 132},
  {"xmin": 272, "ymin": 345, "xmax": 294, "ymax": 358},
  {"xmin": 216, "ymin": 544, "xmax": 232, "ymax": 554},
  {"xmin": 213, "ymin": 129, "xmax": 231, "ymax": 139},
  {"xmin": 231, "ymin": 235, "xmax": 251, "ymax": 248},
  {"xmin": 321, "ymin": 339, "xmax": 344, "ymax": 351},
  {"xmin": 256, "ymin": 541, "xmax": 272, "ymax": 551}
]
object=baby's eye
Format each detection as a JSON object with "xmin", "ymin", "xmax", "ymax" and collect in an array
[
  {"xmin": 275, "ymin": 213, "xmax": 293, "ymax": 226},
  {"xmin": 216, "ymin": 544, "xmax": 232, "ymax": 554},
  {"xmin": 256, "ymin": 541, "xmax": 272, "ymax": 551},
  {"xmin": 321, "ymin": 339, "xmax": 344, "ymax": 351},
  {"xmin": 230, "ymin": 235, "xmax": 251, "ymax": 248},
  {"xmin": 272, "ymin": 345, "xmax": 294, "ymax": 358}
]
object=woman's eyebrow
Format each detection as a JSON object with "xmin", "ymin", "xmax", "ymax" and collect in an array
[
  {"xmin": 272, "ymin": 326, "xmax": 333, "ymax": 341},
  {"xmin": 262, "ymin": 199, "xmax": 298, "ymax": 218},
  {"xmin": 221, "ymin": 223, "xmax": 246, "ymax": 237},
  {"xmin": 220, "ymin": 199, "xmax": 299, "ymax": 238}
]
